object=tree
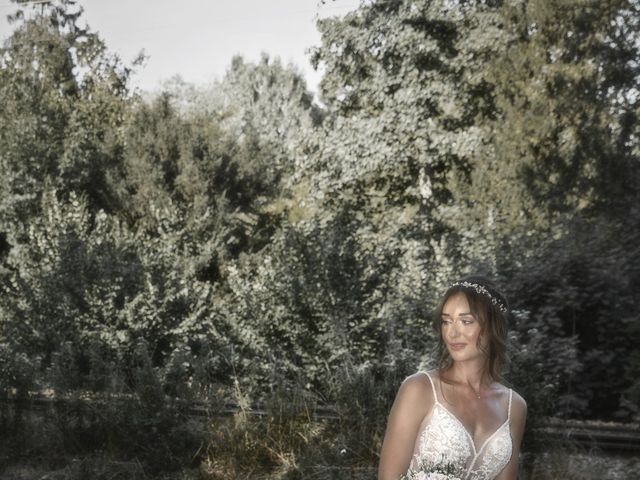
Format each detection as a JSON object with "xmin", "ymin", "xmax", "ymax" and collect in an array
[
  {"xmin": 0, "ymin": 0, "xmax": 136, "ymax": 246},
  {"xmin": 303, "ymin": 0, "xmax": 640, "ymax": 419},
  {"xmin": 443, "ymin": 0, "xmax": 640, "ymax": 246}
]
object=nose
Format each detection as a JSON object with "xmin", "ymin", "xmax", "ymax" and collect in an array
[{"xmin": 448, "ymin": 321, "xmax": 461, "ymax": 338}]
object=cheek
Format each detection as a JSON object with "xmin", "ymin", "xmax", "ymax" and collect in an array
[
  {"xmin": 476, "ymin": 329, "xmax": 489, "ymax": 350},
  {"xmin": 468, "ymin": 326, "xmax": 483, "ymax": 343}
]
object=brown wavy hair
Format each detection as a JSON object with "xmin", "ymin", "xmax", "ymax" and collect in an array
[{"xmin": 433, "ymin": 275, "xmax": 509, "ymax": 382}]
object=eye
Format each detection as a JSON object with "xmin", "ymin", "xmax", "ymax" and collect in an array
[
  {"xmin": 460, "ymin": 317, "xmax": 475, "ymax": 325},
  {"xmin": 441, "ymin": 318, "xmax": 452, "ymax": 325}
]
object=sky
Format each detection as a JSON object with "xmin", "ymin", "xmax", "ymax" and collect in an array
[{"xmin": 0, "ymin": 0, "xmax": 362, "ymax": 93}]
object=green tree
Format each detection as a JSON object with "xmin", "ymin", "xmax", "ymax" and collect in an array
[
  {"xmin": 0, "ymin": 0, "xmax": 135, "ymax": 246},
  {"xmin": 207, "ymin": 55, "xmax": 322, "ymax": 186},
  {"xmin": 304, "ymin": 0, "xmax": 639, "ymax": 419},
  {"xmin": 443, "ymin": 0, "xmax": 640, "ymax": 252}
]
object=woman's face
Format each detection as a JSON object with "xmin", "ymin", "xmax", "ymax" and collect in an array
[{"xmin": 441, "ymin": 292, "xmax": 486, "ymax": 363}]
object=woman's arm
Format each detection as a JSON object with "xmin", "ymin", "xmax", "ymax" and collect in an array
[
  {"xmin": 495, "ymin": 391, "xmax": 527, "ymax": 480},
  {"xmin": 378, "ymin": 373, "xmax": 433, "ymax": 480}
]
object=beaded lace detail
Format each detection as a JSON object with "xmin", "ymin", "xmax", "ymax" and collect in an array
[{"xmin": 410, "ymin": 372, "xmax": 513, "ymax": 480}]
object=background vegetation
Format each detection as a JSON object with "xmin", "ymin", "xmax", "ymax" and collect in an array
[{"xmin": 0, "ymin": 0, "xmax": 639, "ymax": 478}]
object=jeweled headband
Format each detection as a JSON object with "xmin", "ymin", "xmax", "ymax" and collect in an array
[{"xmin": 449, "ymin": 281, "xmax": 508, "ymax": 313}]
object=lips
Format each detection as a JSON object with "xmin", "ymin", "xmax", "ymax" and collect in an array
[{"xmin": 448, "ymin": 343, "xmax": 467, "ymax": 351}]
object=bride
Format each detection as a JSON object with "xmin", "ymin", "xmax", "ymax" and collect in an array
[{"xmin": 378, "ymin": 276, "xmax": 527, "ymax": 480}]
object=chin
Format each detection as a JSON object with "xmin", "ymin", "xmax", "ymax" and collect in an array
[
  {"xmin": 447, "ymin": 350, "xmax": 467, "ymax": 360},
  {"xmin": 449, "ymin": 351, "xmax": 481, "ymax": 363}
]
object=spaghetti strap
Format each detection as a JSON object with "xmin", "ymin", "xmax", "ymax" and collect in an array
[
  {"xmin": 420, "ymin": 371, "xmax": 439, "ymax": 404},
  {"xmin": 507, "ymin": 389, "xmax": 513, "ymax": 421}
]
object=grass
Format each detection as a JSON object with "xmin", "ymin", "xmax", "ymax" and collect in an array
[
  {"xmin": 4, "ymin": 404, "xmax": 638, "ymax": 480},
  {"xmin": 2, "ymin": 449, "xmax": 639, "ymax": 480},
  {"xmin": 522, "ymin": 451, "xmax": 640, "ymax": 480},
  {"xmin": 1, "ymin": 366, "xmax": 638, "ymax": 480}
]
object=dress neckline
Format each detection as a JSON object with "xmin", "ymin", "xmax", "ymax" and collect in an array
[
  {"xmin": 433, "ymin": 401, "xmax": 510, "ymax": 456},
  {"xmin": 414, "ymin": 371, "xmax": 515, "ymax": 480},
  {"xmin": 422, "ymin": 371, "xmax": 513, "ymax": 456}
]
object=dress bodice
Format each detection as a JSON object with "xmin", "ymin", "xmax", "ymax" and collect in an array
[{"xmin": 409, "ymin": 371, "xmax": 513, "ymax": 480}]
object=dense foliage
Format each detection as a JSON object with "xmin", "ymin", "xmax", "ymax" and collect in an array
[{"xmin": 1, "ymin": 0, "xmax": 639, "ymax": 477}]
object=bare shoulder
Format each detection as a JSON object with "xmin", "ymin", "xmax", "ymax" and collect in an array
[
  {"xmin": 393, "ymin": 371, "xmax": 436, "ymax": 413},
  {"xmin": 400, "ymin": 371, "xmax": 434, "ymax": 395},
  {"xmin": 502, "ymin": 386, "xmax": 527, "ymax": 448},
  {"xmin": 510, "ymin": 389, "xmax": 527, "ymax": 415},
  {"xmin": 500, "ymin": 385, "xmax": 527, "ymax": 422},
  {"xmin": 494, "ymin": 383, "xmax": 526, "ymax": 413}
]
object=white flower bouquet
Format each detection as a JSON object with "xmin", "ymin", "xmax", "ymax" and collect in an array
[
  {"xmin": 406, "ymin": 473, "xmax": 462, "ymax": 480},
  {"xmin": 401, "ymin": 459, "xmax": 464, "ymax": 480}
]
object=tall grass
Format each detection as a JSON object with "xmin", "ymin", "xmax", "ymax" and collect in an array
[{"xmin": 1, "ymin": 351, "xmax": 638, "ymax": 480}]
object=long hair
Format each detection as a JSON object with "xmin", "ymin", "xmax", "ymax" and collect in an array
[{"xmin": 433, "ymin": 275, "xmax": 509, "ymax": 382}]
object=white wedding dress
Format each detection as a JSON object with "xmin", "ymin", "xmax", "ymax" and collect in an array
[{"xmin": 409, "ymin": 371, "xmax": 513, "ymax": 480}]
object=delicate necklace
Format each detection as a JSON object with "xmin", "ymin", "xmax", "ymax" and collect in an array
[{"xmin": 468, "ymin": 381, "xmax": 481, "ymax": 399}]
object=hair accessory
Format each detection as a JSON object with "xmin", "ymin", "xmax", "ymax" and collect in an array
[{"xmin": 449, "ymin": 281, "xmax": 508, "ymax": 313}]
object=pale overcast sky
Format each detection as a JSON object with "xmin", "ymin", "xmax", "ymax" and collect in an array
[{"xmin": 0, "ymin": 0, "xmax": 361, "ymax": 93}]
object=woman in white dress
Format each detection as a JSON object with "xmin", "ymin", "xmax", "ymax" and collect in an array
[{"xmin": 378, "ymin": 276, "xmax": 527, "ymax": 480}]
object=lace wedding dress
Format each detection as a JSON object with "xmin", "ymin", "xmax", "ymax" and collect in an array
[{"xmin": 409, "ymin": 371, "xmax": 513, "ymax": 480}]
